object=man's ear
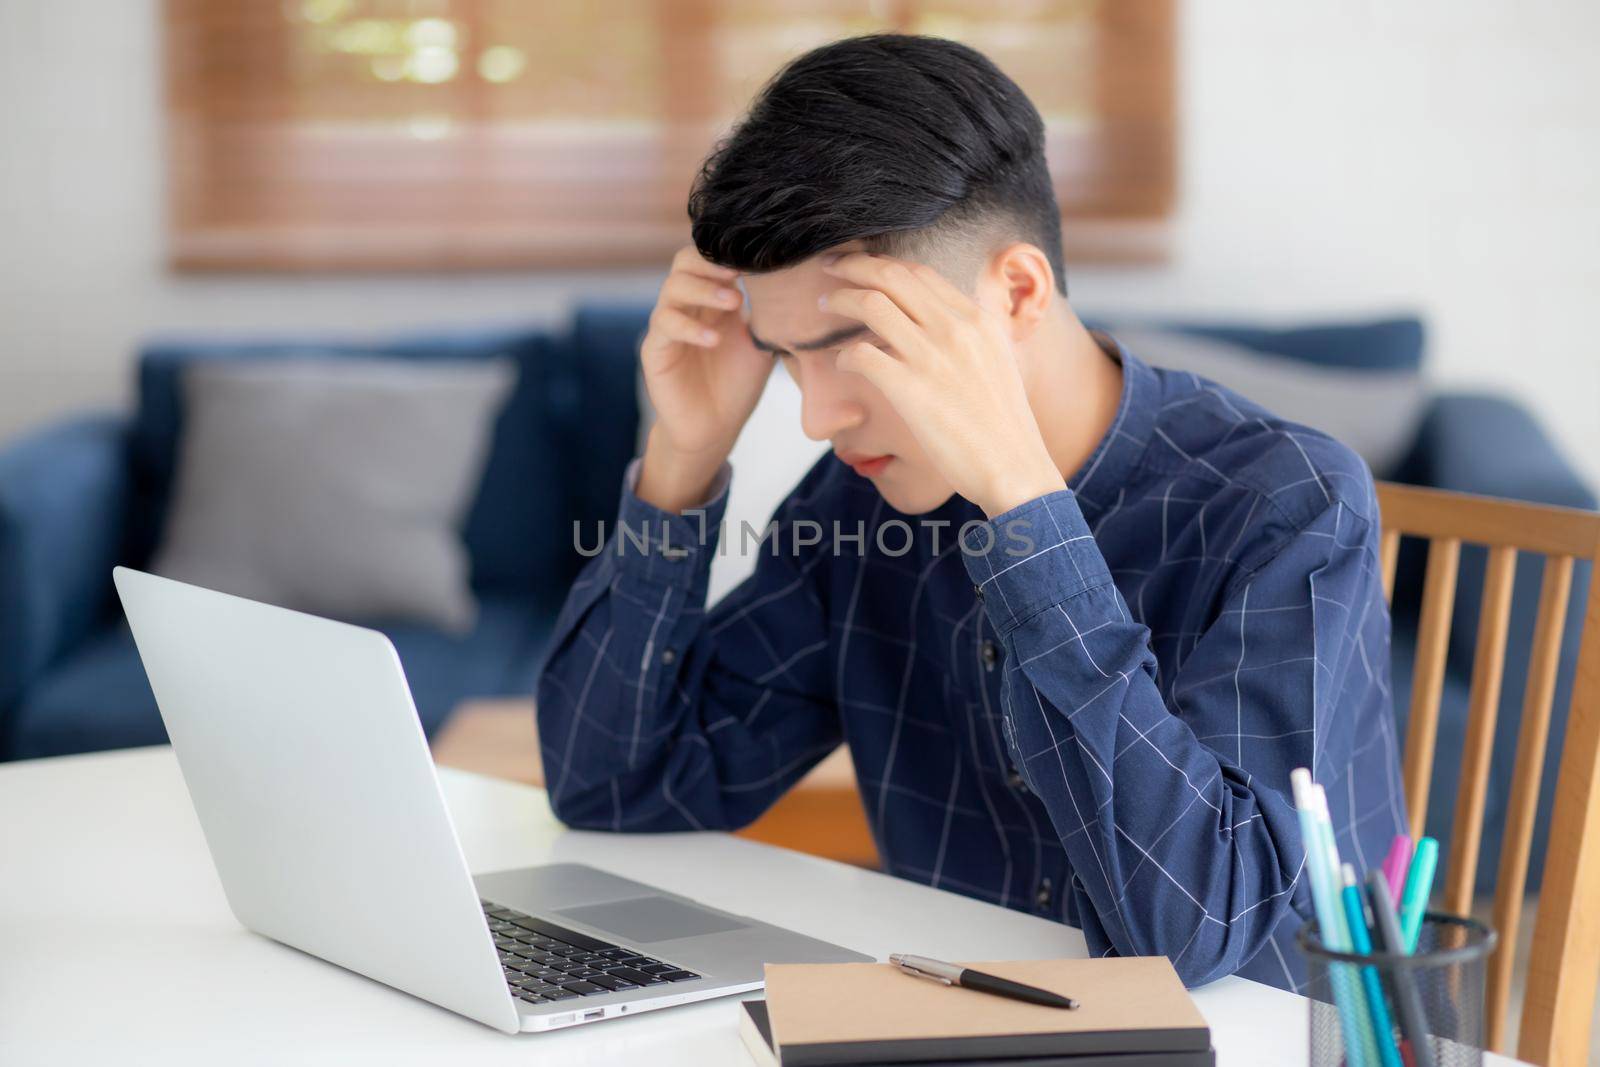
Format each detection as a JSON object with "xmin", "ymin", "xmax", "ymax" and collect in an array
[{"xmin": 979, "ymin": 242, "xmax": 1055, "ymax": 342}]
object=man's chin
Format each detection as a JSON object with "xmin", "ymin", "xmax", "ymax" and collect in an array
[{"xmin": 873, "ymin": 480, "xmax": 958, "ymax": 517}]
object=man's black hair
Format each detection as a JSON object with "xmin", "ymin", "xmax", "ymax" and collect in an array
[{"xmin": 688, "ymin": 34, "xmax": 1068, "ymax": 295}]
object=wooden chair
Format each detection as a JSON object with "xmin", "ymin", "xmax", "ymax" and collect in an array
[{"xmin": 1376, "ymin": 482, "xmax": 1600, "ymax": 1066}]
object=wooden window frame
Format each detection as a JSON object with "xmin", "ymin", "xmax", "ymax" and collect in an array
[{"xmin": 164, "ymin": 1, "xmax": 1175, "ymax": 273}]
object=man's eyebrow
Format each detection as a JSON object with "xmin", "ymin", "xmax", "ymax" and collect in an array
[{"xmin": 747, "ymin": 323, "xmax": 872, "ymax": 355}]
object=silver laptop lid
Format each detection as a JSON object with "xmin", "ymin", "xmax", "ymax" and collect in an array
[{"xmin": 113, "ymin": 567, "xmax": 520, "ymax": 1033}]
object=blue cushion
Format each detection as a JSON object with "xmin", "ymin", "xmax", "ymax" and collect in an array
[
  {"xmin": 0, "ymin": 415, "xmax": 130, "ymax": 718},
  {"xmin": 561, "ymin": 305, "xmax": 651, "ymax": 582},
  {"xmin": 5, "ymin": 624, "xmax": 163, "ymax": 757},
  {"xmin": 8, "ymin": 597, "xmax": 554, "ymax": 760},
  {"xmin": 1144, "ymin": 316, "xmax": 1425, "ymax": 374},
  {"xmin": 126, "ymin": 326, "xmax": 577, "ymax": 600},
  {"xmin": 383, "ymin": 599, "xmax": 552, "ymax": 734}
]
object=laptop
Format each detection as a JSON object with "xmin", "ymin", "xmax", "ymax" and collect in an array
[{"xmin": 113, "ymin": 567, "xmax": 870, "ymax": 1034}]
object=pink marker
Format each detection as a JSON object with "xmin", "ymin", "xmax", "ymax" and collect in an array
[{"xmin": 1382, "ymin": 834, "xmax": 1413, "ymax": 908}]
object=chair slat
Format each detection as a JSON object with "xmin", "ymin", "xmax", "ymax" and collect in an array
[
  {"xmin": 1443, "ymin": 544, "xmax": 1517, "ymax": 916},
  {"xmin": 1377, "ymin": 482, "xmax": 1600, "ymax": 1062},
  {"xmin": 1403, "ymin": 537, "xmax": 1461, "ymax": 838},
  {"xmin": 1486, "ymin": 555, "xmax": 1574, "ymax": 1053},
  {"xmin": 1519, "ymin": 562, "xmax": 1600, "ymax": 1067},
  {"xmin": 1380, "ymin": 527, "xmax": 1401, "ymax": 604},
  {"xmin": 1378, "ymin": 483, "xmax": 1600, "ymax": 558}
]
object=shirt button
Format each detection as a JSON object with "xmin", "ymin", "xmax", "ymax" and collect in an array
[
  {"xmin": 980, "ymin": 640, "xmax": 999, "ymax": 671},
  {"xmin": 660, "ymin": 648, "xmax": 677, "ymax": 665},
  {"xmin": 973, "ymin": 583, "xmax": 984, "ymax": 602},
  {"xmin": 1006, "ymin": 767, "xmax": 1026, "ymax": 791},
  {"xmin": 1035, "ymin": 878, "xmax": 1054, "ymax": 912}
]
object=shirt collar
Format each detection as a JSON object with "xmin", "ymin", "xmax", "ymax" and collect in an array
[{"xmin": 1068, "ymin": 330, "xmax": 1159, "ymax": 516}]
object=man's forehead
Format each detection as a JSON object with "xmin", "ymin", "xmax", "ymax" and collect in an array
[
  {"xmin": 741, "ymin": 241, "xmax": 890, "ymax": 351},
  {"xmin": 747, "ymin": 321, "xmax": 871, "ymax": 355},
  {"xmin": 742, "ymin": 263, "xmax": 840, "ymax": 351}
]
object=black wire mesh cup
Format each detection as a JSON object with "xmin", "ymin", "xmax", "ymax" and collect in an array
[{"xmin": 1297, "ymin": 912, "xmax": 1497, "ymax": 1067}]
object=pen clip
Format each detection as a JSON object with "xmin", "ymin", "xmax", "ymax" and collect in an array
[{"xmin": 895, "ymin": 960, "xmax": 954, "ymax": 985}]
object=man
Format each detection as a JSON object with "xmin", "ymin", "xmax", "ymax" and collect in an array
[{"xmin": 536, "ymin": 34, "xmax": 1406, "ymax": 991}]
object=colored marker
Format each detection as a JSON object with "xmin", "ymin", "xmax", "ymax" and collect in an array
[
  {"xmin": 1366, "ymin": 870, "xmax": 1437, "ymax": 1067},
  {"xmin": 1381, "ymin": 834, "xmax": 1413, "ymax": 908},
  {"xmin": 1311, "ymin": 785, "xmax": 1383, "ymax": 1067},
  {"xmin": 1399, "ymin": 837, "xmax": 1438, "ymax": 954},
  {"xmin": 1291, "ymin": 770, "xmax": 1374, "ymax": 1067},
  {"xmin": 1342, "ymin": 864, "xmax": 1403, "ymax": 1067}
]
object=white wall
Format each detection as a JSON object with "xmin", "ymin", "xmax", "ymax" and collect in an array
[
  {"xmin": 1085, "ymin": 0, "xmax": 1600, "ymax": 492},
  {"xmin": 3, "ymin": 0, "xmax": 1597, "ymax": 504}
]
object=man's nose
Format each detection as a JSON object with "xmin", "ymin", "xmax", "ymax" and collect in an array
[{"xmin": 794, "ymin": 353, "xmax": 866, "ymax": 442}]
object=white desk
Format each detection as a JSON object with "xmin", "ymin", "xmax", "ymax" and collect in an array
[{"xmin": 0, "ymin": 748, "xmax": 1526, "ymax": 1066}]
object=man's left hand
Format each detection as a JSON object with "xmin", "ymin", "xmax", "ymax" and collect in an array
[{"xmin": 821, "ymin": 252, "xmax": 1067, "ymax": 518}]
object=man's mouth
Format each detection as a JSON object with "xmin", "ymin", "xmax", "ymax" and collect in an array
[{"xmin": 836, "ymin": 451, "xmax": 893, "ymax": 478}]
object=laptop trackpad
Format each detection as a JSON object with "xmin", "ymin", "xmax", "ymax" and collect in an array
[{"xmin": 555, "ymin": 896, "xmax": 748, "ymax": 943}]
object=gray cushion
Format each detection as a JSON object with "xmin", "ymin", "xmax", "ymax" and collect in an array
[
  {"xmin": 151, "ymin": 358, "xmax": 514, "ymax": 631},
  {"xmin": 1114, "ymin": 327, "xmax": 1427, "ymax": 475}
]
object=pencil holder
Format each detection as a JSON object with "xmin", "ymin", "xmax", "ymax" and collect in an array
[{"xmin": 1297, "ymin": 912, "xmax": 1497, "ymax": 1067}]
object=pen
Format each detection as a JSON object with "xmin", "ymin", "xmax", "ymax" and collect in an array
[
  {"xmin": 1292, "ymin": 771, "xmax": 1375, "ymax": 1067},
  {"xmin": 1365, "ymin": 870, "xmax": 1437, "ymax": 1067},
  {"xmin": 888, "ymin": 954, "xmax": 1077, "ymax": 1010},
  {"xmin": 1313, "ymin": 783, "xmax": 1383, "ymax": 1067},
  {"xmin": 1380, "ymin": 835, "xmax": 1413, "ymax": 909},
  {"xmin": 1398, "ymin": 837, "xmax": 1438, "ymax": 954},
  {"xmin": 1341, "ymin": 864, "xmax": 1403, "ymax": 1067}
]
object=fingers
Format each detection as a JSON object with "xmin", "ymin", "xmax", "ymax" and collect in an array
[
  {"xmin": 646, "ymin": 246, "xmax": 742, "ymax": 353},
  {"xmin": 836, "ymin": 339, "xmax": 910, "ymax": 395},
  {"xmin": 820, "ymin": 287, "xmax": 929, "ymax": 361},
  {"xmin": 647, "ymin": 306, "xmax": 721, "ymax": 351},
  {"xmin": 903, "ymin": 259, "xmax": 976, "ymax": 316},
  {"xmin": 663, "ymin": 271, "xmax": 743, "ymax": 314},
  {"xmin": 820, "ymin": 252, "xmax": 947, "ymax": 326}
]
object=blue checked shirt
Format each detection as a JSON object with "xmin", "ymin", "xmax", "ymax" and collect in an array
[{"xmin": 536, "ymin": 340, "xmax": 1407, "ymax": 991}]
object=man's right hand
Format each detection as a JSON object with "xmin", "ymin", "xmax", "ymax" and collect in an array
[{"xmin": 635, "ymin": 246, "xmax": 773, "ymax": 513}]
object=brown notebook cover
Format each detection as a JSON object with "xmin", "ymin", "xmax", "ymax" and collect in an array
[
  {"xmin": 764, "ymin": 958, "xmax": 1210, "ymax": 1067},
  {"xmin": 740, "ymin": 1000, "xmax": 1216, "ymax": 1067}
]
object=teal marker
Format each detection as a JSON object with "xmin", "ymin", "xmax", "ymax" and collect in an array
[
  {"xmin": 1399, "ymin": 837, "xmax": 1438, "ymax": 953},
  {"xmin": 1291, "ymin": 770, "xmax": 1373, "ymax": 1067},
  {"xmin": 1312, "ymin": 785, "xmax": 1382, "ymax": 1067},
  {"xmin": 1341, "ymin": 864, "xmax": 1403, "ymax": 1067}
]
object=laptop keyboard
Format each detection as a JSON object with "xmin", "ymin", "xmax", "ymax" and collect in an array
[{"xmin": 481, "ymin": 899, "xmax": 702, "ymax": 1006}]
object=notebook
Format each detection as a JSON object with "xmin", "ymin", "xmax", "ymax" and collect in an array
[
  {"xmin": 739, "ymin": 1000, "xmax": 1216, "ymax": 1067},
  {"xmin": 762, "ymin": 958, "xmax": 1212, "ymax": 1067}
]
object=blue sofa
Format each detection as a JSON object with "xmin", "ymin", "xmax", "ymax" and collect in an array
[
  {"xmin": 1, "ymin": 308, "xmax": 1591, "ymax": 896},
  {"xmin": 0, "ymin": 304, "xmax": 648, "ymax": 759}
]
